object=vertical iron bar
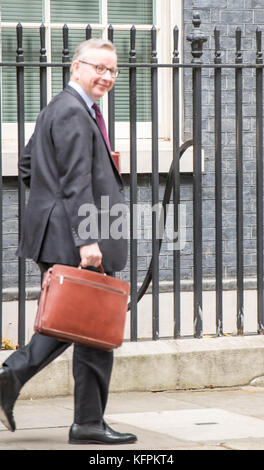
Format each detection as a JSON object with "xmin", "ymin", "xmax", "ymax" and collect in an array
[
  {"xmin": 256, "ymin": 27, "xmax": 264, "ymax": 334},
  {"xmin": 86, "ymin": 24, "xmax": 92, "ymax": 40},
  {"xmin": 129, "ymin": 26, "xmax": 138, "ymax": 341},
  {"xmin": 192, "ymin": 66, "xmax": 203, "ymax": 338},
  {"xmin": 235, "ymin": 27, "xmax": 244, "ymax": 335},
  {"xmin": 62, "ymin": 24, "xmax": 70, "ymax": 89},
  {"xmin": 187, "ymin": 14, "xmax": 206, "ymax": 338},
  {"xmin": 151, "ymin": 26, "xmax": 159, "ymax": 340},
  {"xmin": 16, "ymin": 23, "xmax": 26, "ymax": 348},
  {"xmin": 172, "ymin": 26, "xmax": 181, "ymax": 338},
  {"xmin": 40, "ymin": 23, "xmax": 47, "ymax": 110},
  {"xmin": 214, "ymin": 27, "xmax": 223, "ymax": 336},
  {"xmin": 39, "ymin": 24, "xmax": 47, "ymax": 286},
  {"xmin": 108, "ymin": 25, "xmax": 115, "ymax": 150}
]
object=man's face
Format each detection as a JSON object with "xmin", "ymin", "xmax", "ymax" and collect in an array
[{"xmin": 72, "ymin": 47, "xmax": 117, "ymax": 102}]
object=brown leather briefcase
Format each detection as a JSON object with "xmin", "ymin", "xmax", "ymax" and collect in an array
[{"xmin": 34, "ymin": 264, "xmax": 130, "ymax": 351}]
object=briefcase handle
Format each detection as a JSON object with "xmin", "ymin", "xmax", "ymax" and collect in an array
[{"xmin": 78, "ymin": 263, "xmax": 105, "ymax": 274}]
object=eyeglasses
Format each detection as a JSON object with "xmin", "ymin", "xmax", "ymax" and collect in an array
[{"xmin": 79, "ymin": 60, "xmax": 119, "ymax": 78}]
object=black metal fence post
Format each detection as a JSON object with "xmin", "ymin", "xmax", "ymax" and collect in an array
[
  {"xmin": 40, "ymin": 23, "xmax": 47, "ymax": 110},
  {"xmin": 16, "ymin": 23, "xmax": 26, "ymax": 348},
  {"xmin": 187, "ymin": 14, "xmax": 207, "ymax": 338},
  {"xmin": 86, "ymin": 24, "xmax": 92, "ymax": 40},
  {"xmin": 129, "ymin": 26, "xmax": 138, "ymax": 341},
  {"xmin": 214, "ymin": 27, "xmax": 223, "ymax": 337},
  {"xmin": 151, "ymin": 25, "xmax": 159, "ymax": 340},
  {"xmin": 172, "ymin": 26, "xmax": 181, "ymax": 338},
  {"xmin": 256, "ymin": 27, "xmax": 264, "ymax": 334},
  {"xmin": 62, "ymin": 24, "xmax": 70, "ymax": 88},
  {"xmin": 235, "ymin": 27, "xmax": 244, "ymax": 336},
  {"xmin": 108, "ymin": 25, "xmax": 115, "ymax": 150}
]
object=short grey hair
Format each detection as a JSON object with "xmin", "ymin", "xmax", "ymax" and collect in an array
[{"xmin": 71, "ymin": 38, "xmax": 116, "ymax": 72}]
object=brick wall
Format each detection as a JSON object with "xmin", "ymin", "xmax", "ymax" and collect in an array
[
  {"xmin": 2, "ymin": 178, "xmax": 40, "ymax": 292},
  {"xmin": 183, "ymin": 0, "xmax": 260, "ymax": 282}
]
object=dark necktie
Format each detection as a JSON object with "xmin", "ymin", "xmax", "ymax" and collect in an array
[{"xmin": 92, "ymin": 103, "xmax": 112, "ymax": 154}]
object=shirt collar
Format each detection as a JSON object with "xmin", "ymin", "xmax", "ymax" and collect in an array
[{"xmin": 68, "ymin": 80, "xmax": 95, "ymax": 118}]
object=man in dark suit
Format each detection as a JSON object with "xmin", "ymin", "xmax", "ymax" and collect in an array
[{"xmin": 0, "ymin": 38, "xmax": 137, "ymax": 445}]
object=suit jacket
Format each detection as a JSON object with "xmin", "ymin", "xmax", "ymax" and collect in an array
[{"xmin": 17, "ymin": 85, "xmax": 128, "ymax": 273}]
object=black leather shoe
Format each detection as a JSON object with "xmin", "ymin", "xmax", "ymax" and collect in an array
[
  {"xmin": 0, "ymin": 367, "xmax": 21, "ymax": 432},
  {"xmin": 69, "ymin": 421, "xmax": 137, "ymax": 445}
]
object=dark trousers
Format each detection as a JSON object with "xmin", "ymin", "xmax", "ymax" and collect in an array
[{"xmin": 3, "ymin": 263, "xmax": 114, "ymax": 424}]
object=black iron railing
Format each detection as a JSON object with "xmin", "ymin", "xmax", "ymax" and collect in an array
[{"xmin": 0, "ymin": 13, "xmax": 264, "ymax": 348}]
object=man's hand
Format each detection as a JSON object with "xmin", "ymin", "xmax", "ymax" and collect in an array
[{"xmin": 79, "ymin": 243, "xmax": 102, "ymax": 268}]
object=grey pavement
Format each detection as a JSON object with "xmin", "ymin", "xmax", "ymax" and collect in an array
[{"xmin": 1, "ymin": 386, "xmax": 264, "ymax": 450}]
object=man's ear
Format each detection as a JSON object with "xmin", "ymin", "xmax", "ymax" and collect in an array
[{"xmin": 71, "ymin": 60, "xmax": 80, "ymax": 80}]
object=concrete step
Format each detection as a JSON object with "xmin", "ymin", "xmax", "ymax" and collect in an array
[{"xmin": 1, "ymin": 335, "xmax": 264, "ymax": 399}]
